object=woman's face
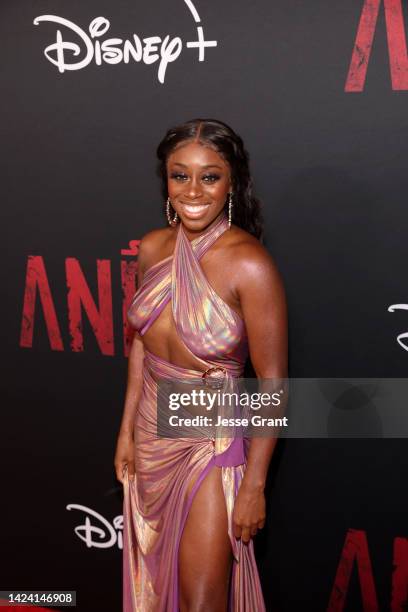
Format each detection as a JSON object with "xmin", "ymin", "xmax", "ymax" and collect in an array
[{"xmin": 166, "ymin": 141, "xmax": 232, "ymax": 234}]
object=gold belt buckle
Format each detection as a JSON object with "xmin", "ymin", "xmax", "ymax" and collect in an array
[{"xmin": 201, "ymin": 366, "xmax": 227, "ymax": 389}]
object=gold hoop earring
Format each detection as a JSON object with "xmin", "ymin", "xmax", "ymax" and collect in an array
[
  {"xmin": 228, "ymin": 193, "xmax": 233, "ymax": 229},
  {"xmin": 166, "ymin": 197, "xmax": 178, "ymax": 226}
]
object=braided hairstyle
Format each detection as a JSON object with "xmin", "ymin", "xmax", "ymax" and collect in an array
[{"xmin": 156, "ymin": 118, "xmax": 263, "ymax": 240}]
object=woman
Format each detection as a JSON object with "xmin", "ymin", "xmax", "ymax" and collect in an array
[{"xmin": 115, "ymin": 118, "xmax": 288, "ymax": 611}]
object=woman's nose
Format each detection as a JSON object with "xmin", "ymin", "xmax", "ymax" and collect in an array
[{"xmin": 185, "ymin": 177, "xmax": 202, "ymax": 199}]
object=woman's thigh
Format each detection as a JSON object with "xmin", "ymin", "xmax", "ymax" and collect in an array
[{"xmin": 178, "ymin": 465, "xmax": 233, "ymax": 611}]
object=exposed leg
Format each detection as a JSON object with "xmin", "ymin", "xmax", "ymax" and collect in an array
[{"xmin": 178, "ymin": 465, "xmax": 233, "ymax": 612}]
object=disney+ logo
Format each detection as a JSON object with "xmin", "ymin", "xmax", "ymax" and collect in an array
[{"xmin": 34, "ymin": 0, "xmax": 217, "ymax": 83}]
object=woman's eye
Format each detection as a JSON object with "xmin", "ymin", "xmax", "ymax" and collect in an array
[
  {"xmin": 169, "ymin": 172, "xmax": 221, "ymax": 183},
  {"xmin": 170, "ymin": 172, "xmax": 188, "ymax": 181},
  {"xmin": 202, "ymin": 174, "xmax": 220, "ymax": 183}
]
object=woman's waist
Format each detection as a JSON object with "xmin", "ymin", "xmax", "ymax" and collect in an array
[{"xmin": 143, "ymin": 348, "xmax": 244, "ymax": 385}]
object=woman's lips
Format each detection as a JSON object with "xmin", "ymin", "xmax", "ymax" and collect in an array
[{"xmin": 180, "ymin": 203, "xmax": 210, "ymax": 218}]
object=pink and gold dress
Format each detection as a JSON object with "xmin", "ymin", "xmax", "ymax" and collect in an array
[{"xmin": 122, "ymin": 212, "xmax": 266, "ymax": 611}]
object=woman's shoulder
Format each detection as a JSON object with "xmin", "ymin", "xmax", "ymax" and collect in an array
[
  {"xmin": 139, "ymin": 225, "xmax": 173, "ymax": 249},
  {"xmin": 221, "ymin": 225, "xmax": 285, "ymax": 295},
  {"xmin": 138, "ymin": 225, "xmax": 175, "ymax": 270},
  {"xmin": 223, "ymin": 225, "xmax": 274, "ymax": 270}
]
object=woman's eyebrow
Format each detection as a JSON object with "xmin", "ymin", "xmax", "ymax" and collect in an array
[{"xmin": 170, "ymin": 162, "xmax": 223, "ymax": 169}]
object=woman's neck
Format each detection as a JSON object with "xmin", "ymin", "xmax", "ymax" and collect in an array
[{"xmin": 180, "ymin": 210, "xmax": 227, "ymax": 242}]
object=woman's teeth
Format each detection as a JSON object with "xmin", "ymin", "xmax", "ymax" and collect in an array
[{"xmin": 182, "ymin": 204, "xmax": 209, "ymax": 215}]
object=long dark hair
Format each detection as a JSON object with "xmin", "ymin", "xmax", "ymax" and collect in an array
[{"xmin": 156, "ymin": 118, "xmax": 263, "ymax": 240}]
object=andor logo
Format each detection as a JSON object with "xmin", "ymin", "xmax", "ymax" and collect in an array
[{"xmin": 33, "ymin": 0, "xmax": 217, "ymax": 84}]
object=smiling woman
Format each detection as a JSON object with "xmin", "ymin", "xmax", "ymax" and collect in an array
[
  {"xmin": 166, "ymin": 142, "xmax": 232, "ymax": 228},
  {"xmin": 115, "ymin": 118, "xmax": 288, "ymax": 611}
]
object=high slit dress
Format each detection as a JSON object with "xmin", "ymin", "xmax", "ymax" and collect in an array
[{"xmin": 122, "ymin": 212, "xmax": 266, "ymax": 611}]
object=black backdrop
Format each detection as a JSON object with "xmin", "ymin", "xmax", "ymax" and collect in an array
[{"xmin": 1, "ymin": 1, "xmax": 408, "ymax": 610}]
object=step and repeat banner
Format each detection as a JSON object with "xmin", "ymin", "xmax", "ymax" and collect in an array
[{"xmin": 1, "ymin": 1, "xmax": 408, "ymax": 610}]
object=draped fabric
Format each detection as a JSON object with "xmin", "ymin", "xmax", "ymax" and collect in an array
[{"xmin": 122, "ymin": 212, "xmax": 266, "ymax": 611}]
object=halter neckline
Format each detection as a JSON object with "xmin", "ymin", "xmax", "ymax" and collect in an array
[{"xmin": 178, "ymin": 212, "xmax": 229, "ymax": 244}]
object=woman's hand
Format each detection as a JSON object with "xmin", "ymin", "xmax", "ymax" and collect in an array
[
  {"xmin": 232, "ymin": 480, "xmax": 266, "ymax": 544},
  {"xmin": 114, "ymin": 430, "xmax": 135, "ymax": 484}
]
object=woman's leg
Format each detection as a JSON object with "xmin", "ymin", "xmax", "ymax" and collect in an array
[{"xmin": 178, "ymin": 465, "xmax": 233, "ymax": 612}]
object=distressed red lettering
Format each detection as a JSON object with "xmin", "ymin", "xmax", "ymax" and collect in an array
[
  {"xmin": 66, "ymin": 258, "xmax": 114, "ymax": 355},
  {"xmin": 345, "ymin": 0, "xmax": 408, "ymax": 91},
  {"xmin": 327, "ymin": 528, "xmax": 379, "ymax": 611},
  {"xmin": 391, "ymin": 537, "xmax": 408, "ymax": 611},
  {"xmin": 19, "ymin": 255, "xmax": 64, "ymax": 351}
]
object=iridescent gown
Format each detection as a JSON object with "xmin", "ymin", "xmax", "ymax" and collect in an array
[{"xmin": 122, "ymin": 212, "xmax": 266, "ymax": 611}]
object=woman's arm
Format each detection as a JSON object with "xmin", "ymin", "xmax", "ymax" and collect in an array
[
  {"xmin": 114, "ymin": 331, "xmax": 145, "ymax": 483},
  {"xmin": 231, "ymin": 241, "xmax": 288, "ymax": 542},
  {"xmin": 117, "ymin": 331, "xmax": 145, "ymax": 438},
  {"xmin": 114, "ymin": 241, "xmax": 147, "ymax": 484}
]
